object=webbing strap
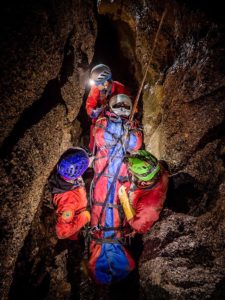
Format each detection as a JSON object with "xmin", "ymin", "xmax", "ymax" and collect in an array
[
  {"xmin": 94, "ymin": 202, "xmax": 121, "ymax": 208},
  {"xmin": 88, "ymin": 225, "xmax": 124, "ymax": 234},
  {"xmin": 98, "ymin": 160, "xmax": 123, "ymax": 227},
  {"xmin": 99, "ymin": 225, "xmax": 124, "ymax": 231},
  {"xmin": 94, "ymin": 172, "xmax": 115, "ymax": 178},
  {"xmin": 91, "ymin": 236, "xmax": 132, "ymax": 245}
]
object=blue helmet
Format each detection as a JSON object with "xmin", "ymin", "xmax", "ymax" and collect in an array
[{"xmin": 57, "ymin": 147, "xmax": 89, "ymax": 180}]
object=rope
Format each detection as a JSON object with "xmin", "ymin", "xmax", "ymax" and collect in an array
[{"xmin": 129, "ymin": 7, "xmax": 168, "ymax": 122}]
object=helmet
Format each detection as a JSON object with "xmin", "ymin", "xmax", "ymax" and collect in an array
[
  {"xmin": 109, "ymin": 94, "xmax": 132, "ymax": 117},
  {"xmin": 127, "ymin": 150, "xmax": 160, "ymax": 181},
  {"xmin": 90, "ymin": 64, "xmax": 112, "ymax": 86},
  {"xmin": 57, "ymin": 147, "xmax": 89, "ymax": 180}
]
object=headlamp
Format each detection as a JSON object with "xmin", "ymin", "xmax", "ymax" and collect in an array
[{"xmin": 89, "ymin": 79, "xmax": 95, "ymax": 86}]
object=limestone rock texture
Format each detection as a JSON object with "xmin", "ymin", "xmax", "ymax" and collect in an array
[
  {"xmin": 0, "ymin": 0, "xmax": 96, "ymax": 298},
  {"xmin": 98, "ymin": 0, "xmax": 225, "ymax": 299},
  {"xmin": 1, "ymin": 0, "xmax": 225, "ymax": 299}
]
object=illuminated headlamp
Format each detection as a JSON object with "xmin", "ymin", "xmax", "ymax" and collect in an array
[
  {"xmin": 89, "ymin": 79, "xmax": 104, "ymax": 87},
  {"xmin": 89, "ymin": 79, "xmax": 96, "ymax": 86},
  {"xmin": 89, "ymin": 74, "xmax": 112, "ymax": 87}
]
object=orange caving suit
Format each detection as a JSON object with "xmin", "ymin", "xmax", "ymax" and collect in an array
[{"xmin": 48, "ymin": 172, "xmax": 90, "ymax": 240}]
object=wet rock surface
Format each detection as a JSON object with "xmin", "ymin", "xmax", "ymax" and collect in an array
[{"xmin": 1, "ymin": 0, "xmax": 225, "ymax": 299}]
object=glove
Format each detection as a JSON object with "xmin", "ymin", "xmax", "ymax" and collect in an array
[
  {"xmin": 80, "ymin": 210, "xmax": 91, "ymax": 223},
  {"xmin": 123, "ymin": 121, "xmax": 132, "ymax": 130},
  {"xmin": 90, "ymin": 106, "xmax": 104, "ymax": 119},
  {"xmin": 118, "ymin": 185, "xmax": 136, "ymax": 221}
]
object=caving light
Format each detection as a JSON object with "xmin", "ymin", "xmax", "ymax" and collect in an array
[{"xmin": 89, "ymin": 79, "xmax": 95, "ymax": 86}]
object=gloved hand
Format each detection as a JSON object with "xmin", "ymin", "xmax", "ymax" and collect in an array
[
  {"xmin": 80, "ymin": 210, "xmax": 91, "ymax": 223},
  {"xmin": 124, "ymin": 120, "xmax": 141, "ymax": 130},
  {"xmin": 118, "ymin": 185, "xmax": 136, "ymax": 221},
  {"xmin": 123, "ymin": 121, "xmax": 132, "ymax": 130},
  {"xmin": 90, "ymin": 106, "xmax": 104, "ymax": 119}
]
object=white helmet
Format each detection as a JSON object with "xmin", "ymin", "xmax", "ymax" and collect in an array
[
  {"xmin": 109, "ymin": 94, "xmax": 132, "ymax": 117},
  {"xmin": 90, "ymin": 64, "xmax": 112, "ymax": 85}
]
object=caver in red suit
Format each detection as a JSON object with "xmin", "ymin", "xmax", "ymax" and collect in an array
[
  {"xmin": 86, "ymin": 81, "xmax": 129, "ymax": 118},
  {"xmin": 48, "ymin": 148, "xmax": 90, "ymax": 240},
  {"xmin": 88, "ymin": 96, "xmax": 142, "ymax": 284},
  {"xmin": 119, "ymin": 151, "xmax": 169, "ymax": 234},
  {"xmin": 86, "ymin": 64, "xmax": 130, "ymax": 152}
]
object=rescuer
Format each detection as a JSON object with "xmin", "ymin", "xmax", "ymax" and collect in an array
[
  {"xmin": 48, "ymin": 147, "xmax": 91, "ymax": 240},
  {"xmin": 86, "ymin": 64, "xmax": 130, "ymax": 151},
  {"xmin": 118, "ymin": 150, "xmax": 169, "ymax": 234}
]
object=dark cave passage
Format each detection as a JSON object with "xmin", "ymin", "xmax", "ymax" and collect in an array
[{"xmin": 91, "ymin": 15, "xmax": 139, "ymax": 94}]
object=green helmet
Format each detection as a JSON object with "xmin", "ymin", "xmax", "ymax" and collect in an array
[{"xmin": 127, "ymin": 150, "xmax": 161, "ymax": 181}]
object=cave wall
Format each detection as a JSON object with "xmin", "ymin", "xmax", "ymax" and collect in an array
[
  {"xmin": 98, "ymin": 0, "xmax": 225, "ymax": 299},
  {"xmin": 0, "ymin": 1, "xmax": 96, "ymax": 298}
]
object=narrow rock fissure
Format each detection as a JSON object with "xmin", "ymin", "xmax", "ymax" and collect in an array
[{"xmin": 59, "ymin": 26, "xmax": 76, "ymax": 87}]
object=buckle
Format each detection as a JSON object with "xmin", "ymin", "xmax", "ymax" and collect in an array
[{"xmin": 90, "ymin": 225, "xmax": 101, "ymax": 234}]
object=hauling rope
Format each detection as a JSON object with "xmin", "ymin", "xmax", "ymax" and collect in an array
[{"xmin": 130, "ymin": 8, "xmax": 167, "ymax": 122}]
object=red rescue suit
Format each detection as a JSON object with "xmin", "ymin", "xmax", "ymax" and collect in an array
[
  {"xmin": 127, "ymin": 164, "xmax": 169, "ymax": 234},
  {"xmin": 48, "ymin": 172, "xmax": 90, "ymax": 240},
  {"xmin": 86, "ymin": 81, "xmax": 129, "ymax": 117}
]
